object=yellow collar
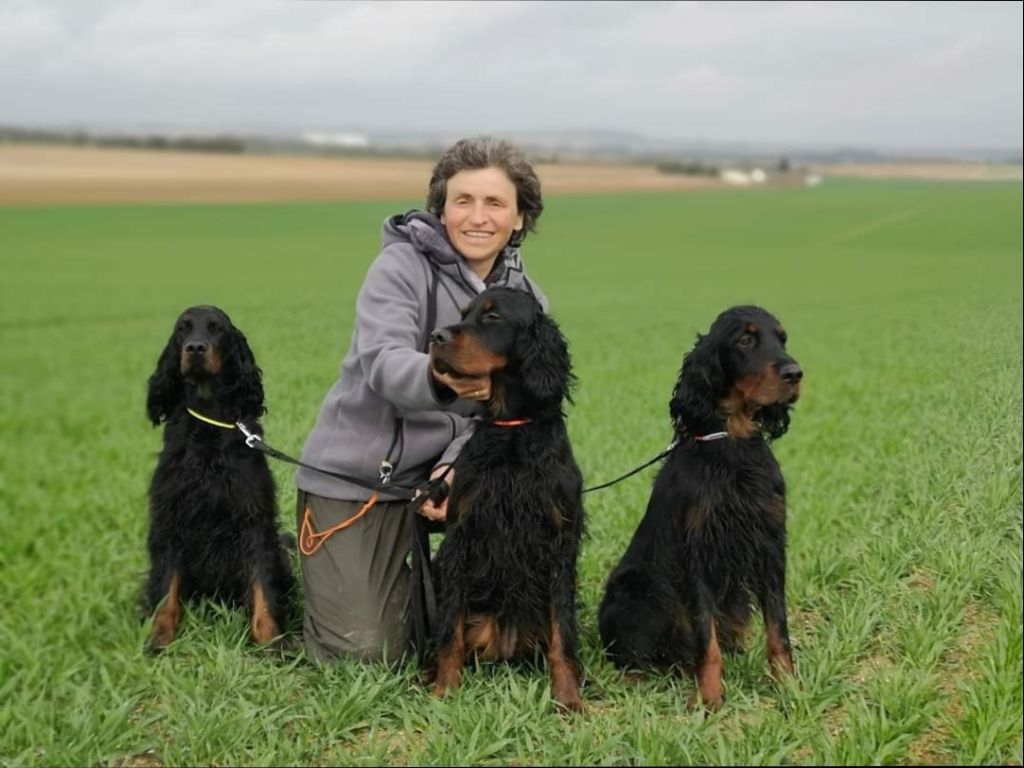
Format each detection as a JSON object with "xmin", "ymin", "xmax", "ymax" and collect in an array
[{"xmin": 186, "ymin": 408, "xmax": 235, "ymax": 430}]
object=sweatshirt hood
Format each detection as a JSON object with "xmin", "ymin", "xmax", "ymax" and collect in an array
[{"xmin": 382, "ymin": 210, "xmax": 526, "ymax": 291}]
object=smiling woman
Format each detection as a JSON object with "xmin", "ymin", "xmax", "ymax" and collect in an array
[{"xmin": 293, "ymin": 137, "xmax": 550, "ymax": 666}]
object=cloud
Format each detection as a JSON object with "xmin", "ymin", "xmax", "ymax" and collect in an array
[{"xmin": 1, "ymin": 0, "xmax": 1020, "ymax": 149}]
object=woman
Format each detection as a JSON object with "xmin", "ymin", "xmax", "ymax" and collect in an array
[{"xmin": 295, "ymin": 137, "xmax": 548, "ymax": 663}]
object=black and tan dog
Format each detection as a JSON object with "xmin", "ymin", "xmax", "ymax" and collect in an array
[
  {"xmin": 427, "ymin": 287, "xmax": 586, "ymax": 712},
  {"xmin": 143, "ymin": 305, "xmax": 293, "ymax": 653},
  {"xmin": 598, "ymin": 305, "xmax": 802, "ymax": 710}
]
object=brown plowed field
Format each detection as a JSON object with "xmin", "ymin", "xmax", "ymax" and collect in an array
[
  {"xmin": 808, "ymin": 162, "xmax": 1022, "ymax": 181},
  {"xmin": 0, "ymin": 145, "xmax": 724, "ymax": 205},
  {"xmin": 1, "ymin": 145, "xmax": 1017, "ymax": 205}
]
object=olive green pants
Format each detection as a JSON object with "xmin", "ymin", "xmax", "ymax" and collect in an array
[{"xmin": 295, "ymin": 491, "xmax": 415, "ymax": 664}]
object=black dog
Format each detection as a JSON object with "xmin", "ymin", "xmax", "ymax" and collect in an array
[
  {"xmin": 427, "ymin": 287, "xmax": 586, "ymax": 712},
  {"xmin": 597, "ymin": 305, "xmax": 802, "ymax": 710},
  {"xmin": 143, "ymin": 305, "xmax": 293, "ymax": 652}
]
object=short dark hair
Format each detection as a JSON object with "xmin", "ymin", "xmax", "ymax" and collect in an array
[{"xmin": 426, "ymin": 137, "xmax": 543, "ymax": 246}]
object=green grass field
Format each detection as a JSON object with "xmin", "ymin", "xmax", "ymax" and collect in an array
[{"xmin": 1, "ymin": 180, "xmax": 1021, "ymax": 766}]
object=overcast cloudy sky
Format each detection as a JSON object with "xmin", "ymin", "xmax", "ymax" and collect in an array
[{"xmin": 2, "ymin": 0, "xmax": 1021, "ymax": 150}]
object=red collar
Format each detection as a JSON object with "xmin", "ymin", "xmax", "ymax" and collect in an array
[{"xmin": 492, "ymin": 418, "xmax": 532, "ymax": 427}]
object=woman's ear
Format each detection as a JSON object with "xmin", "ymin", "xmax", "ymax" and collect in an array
[{"xmin": 146, "ymin": 333, "xmax": 183, "ymax": 425}]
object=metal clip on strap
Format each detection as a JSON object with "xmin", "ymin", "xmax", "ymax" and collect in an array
[{"xmin": 236, "ymin": 421, "xmax": 263, "ymax": 449}]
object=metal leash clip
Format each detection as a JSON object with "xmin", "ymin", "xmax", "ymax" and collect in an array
[
  {"xmin": 379, "ymin": 460, "xmax": 393, "ymax": 486},
  {"xmin": 236, "ymin": 421, "xmax": 263, "ymax": 449}
]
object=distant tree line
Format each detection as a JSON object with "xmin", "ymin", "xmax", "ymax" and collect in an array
[
  {"xmin": 655, "ymin": 159, "xmax": 721, "ymax": 177},
  {"xmin": 0, "ymin": 126, "xmax": 244, "ymax": 154}
]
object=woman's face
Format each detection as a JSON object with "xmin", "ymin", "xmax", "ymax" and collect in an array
[{"xmin": 442, "ymin": 167, "xmax": 524, "ymax": 273}]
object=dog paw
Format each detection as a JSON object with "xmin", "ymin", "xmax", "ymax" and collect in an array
[
  {"xmin": 431, "ymin": 677, "xmax": 461, "ymax": 699},
  {"xmin": 687, "ymin": 690, "xmax": 724, "ymax": 714},
  {"xmin": 144, "ymin": 630, "xmax": 172, "ymax": 656},
  {"xmin": 553, "ymin": 690, "xmax": 585, "ymax": 714}
]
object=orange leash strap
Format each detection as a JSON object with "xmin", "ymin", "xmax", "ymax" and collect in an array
[{"xmin": 299, "ymin": 491, "xmax": 379, "ymax": 557}]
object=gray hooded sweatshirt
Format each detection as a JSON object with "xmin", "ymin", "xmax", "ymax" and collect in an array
[{"xmin": 296, "ymin": 211, "xmax": 548, "ymax": 502}]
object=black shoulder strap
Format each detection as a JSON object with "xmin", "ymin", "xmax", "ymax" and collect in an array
[
  {"xmin": 410, "ymin": 256, "xmax": 444, "ymax": 663},
  {"xmin": 423, "ymin": 259, "xmax": 441, "ymax": 352}
]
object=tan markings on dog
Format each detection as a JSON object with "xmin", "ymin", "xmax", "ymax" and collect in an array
[
  {"xmin": 465, "ymin": 613, "xmax": 503, "ymax": 659},
  {"xmin": 146, "ymin": 571, "xmax": 182, "ymax": 652},
  {"xmin": 451, "ymin": 487, "xmax": 479, "ymax": 523},
  {"xmin": 548, "ymin": 615, "xmax": 584, "ymax": 712},
  {"xmin": 487, "ymin": 379, "xmax": 507, "ymax": 416},
  {"xmin": 480, "ymin": 299, "xmax": 495, "ymax": 313},
  {"xmin": 719, "ymin": 387, "xmax": 759, "ymax": 439},
  {"xmin": 765, "ymin": 618, "xmax": 795, "ymax": 679},
  {"xmin": 730, "ymin": 363, "xmax": 789, "ymax": 410},
  {"xmin": 178, "ymin": 347, "xmax": 222, "ymax": 376},
  {"xmin": 745, "ymin": 322, "xmax": 758, "ymax": 335},
  {"xmin": 685, "ymin": 500, "xmax": 713, "ymax": 533},
  {"xmin": 549, "ymin": 503, "xmax": 565, "ymax": 528},
  {"xmin": 765, "ymin": 493, "xmax": 786, "ymax": 525},
  {"xmin": 695, "ymin": 616, "xmax": 725, "ymax": 711},
  {"xmin": 249, "ymin": 579, "xmax": 280, "ymax": 644},
  {"xmin": 715, "ymin": 608, "xmax": 752, "ymax": 654},
  {"xmin": 432, "ymin": 611, "xmax": 467, "ymax": 697},
  {"xmin": 437, "ymin": 333, "xmax": 507, "ymax": 378},
  {"xmin": 673, "ymin": 601, "xmax": 694, "ymax": 652},
  {"xmin": 206, "ymin": 348, "xmax": 222, "ymax": 375}
]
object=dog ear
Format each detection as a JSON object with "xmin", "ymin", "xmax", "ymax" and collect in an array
[
  {"xmin": 517, "ymin": 310, "xmax": 574, "ymax": 406},
  {"xmin": 224, "ymin": 323, "xmax": 266, "ymax": 419},
  {"xmin": 669, "ymin": 332, "xmax": 724, "ymax": 433},
  {"xmin": 757, "ymin": 402, "xmax": 791, "ymax": 441},
  {"xmin": 146, "ymin": 333, "xmax": 183, "ymax": 425}
]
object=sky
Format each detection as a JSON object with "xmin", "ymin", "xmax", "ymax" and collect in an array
[{"xmin": 2, "ymin": 0, "xmax": 1022, "ymax": 151}]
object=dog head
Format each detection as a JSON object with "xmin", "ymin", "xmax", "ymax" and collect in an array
[
  {"xmin": 670, "ymin": 305, "xmax": 802, "ymax": 440},
  {"xmin": 429, "ymin": 287, "xmax": 574, "ymax": 417},
  {"xmin": 146, "ymin": 305, "xmax": 264, "ymax": 425}
]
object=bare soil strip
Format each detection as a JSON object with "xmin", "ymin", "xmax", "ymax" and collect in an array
[
  {"xmin": 2, "ymin": 145, "xmax": 1016, "ymax": 206},
  {"xmin": 0, "ymin": 145, "xmax": 721, "ymax": 205}
]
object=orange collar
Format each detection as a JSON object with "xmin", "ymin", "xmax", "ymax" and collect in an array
[{"xmin": 492, "ymin": 418, "xmax": 532, "ymax": 427}]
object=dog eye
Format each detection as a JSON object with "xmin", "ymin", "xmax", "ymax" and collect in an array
[
  {"xmin": 738, "ymin": 334, "xmax": 756, "ymax": 349},
  {"xmin": 207, "ymin": 321, "xmax": 220, "ymax": 333},
  {"xmin": 483, "ymin": 312, "xmax": 502, "ymax": 323}
]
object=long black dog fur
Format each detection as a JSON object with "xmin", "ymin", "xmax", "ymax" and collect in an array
[
  {"xmin": 427, "ymin": 286, "xmax": 586, "ymax": 711},
  {"xmin": 597, "ymin": 305, "xmax": 803, "ymax": 709},
  {"xmin": 143, "ymin": 305, "xmax": 293, "ymax": 652}
]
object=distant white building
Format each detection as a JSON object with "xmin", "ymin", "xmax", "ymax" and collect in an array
[
  {"xmin": 720, "ymin": 169, "xmax": 752, "ymax": 185},
  {"xmin": 302, "ymin": 131, "xmax": 370, "ymax": 148}
]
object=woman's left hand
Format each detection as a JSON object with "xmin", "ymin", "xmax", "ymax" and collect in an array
[{"xmin": 417, "ymin": 465, "xmax": 453, "ymax": 522}]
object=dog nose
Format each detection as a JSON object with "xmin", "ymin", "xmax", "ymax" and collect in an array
[
  {"xmin": 185, "ymin": 341, "xmax": 207, "ymax": 356},
  {"xmin": 429, "ymin": 328, "xmax": 452, "ymax": 346},
  {"xmin": 779, "ymin": 363, "xmax": 803, "ymax": 383}
]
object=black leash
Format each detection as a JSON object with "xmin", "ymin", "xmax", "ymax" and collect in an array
[
  {"xmin": 200, "ymin": 409, "xmax": 694, "ymax": 658},
  {"xmin": 188, "ymin": 408, "xmax": 446, "ymax": 663},
  {"xmin": 239, "ymin": 419, "xmax": 449, "ymax": 662},
  {"xmin": 239, "ymin": 423, "xmax": 422, "ymax": 500},
  {"xmin": 581, "ymin": 440, "xmax": 678, "ymax": 494}
]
